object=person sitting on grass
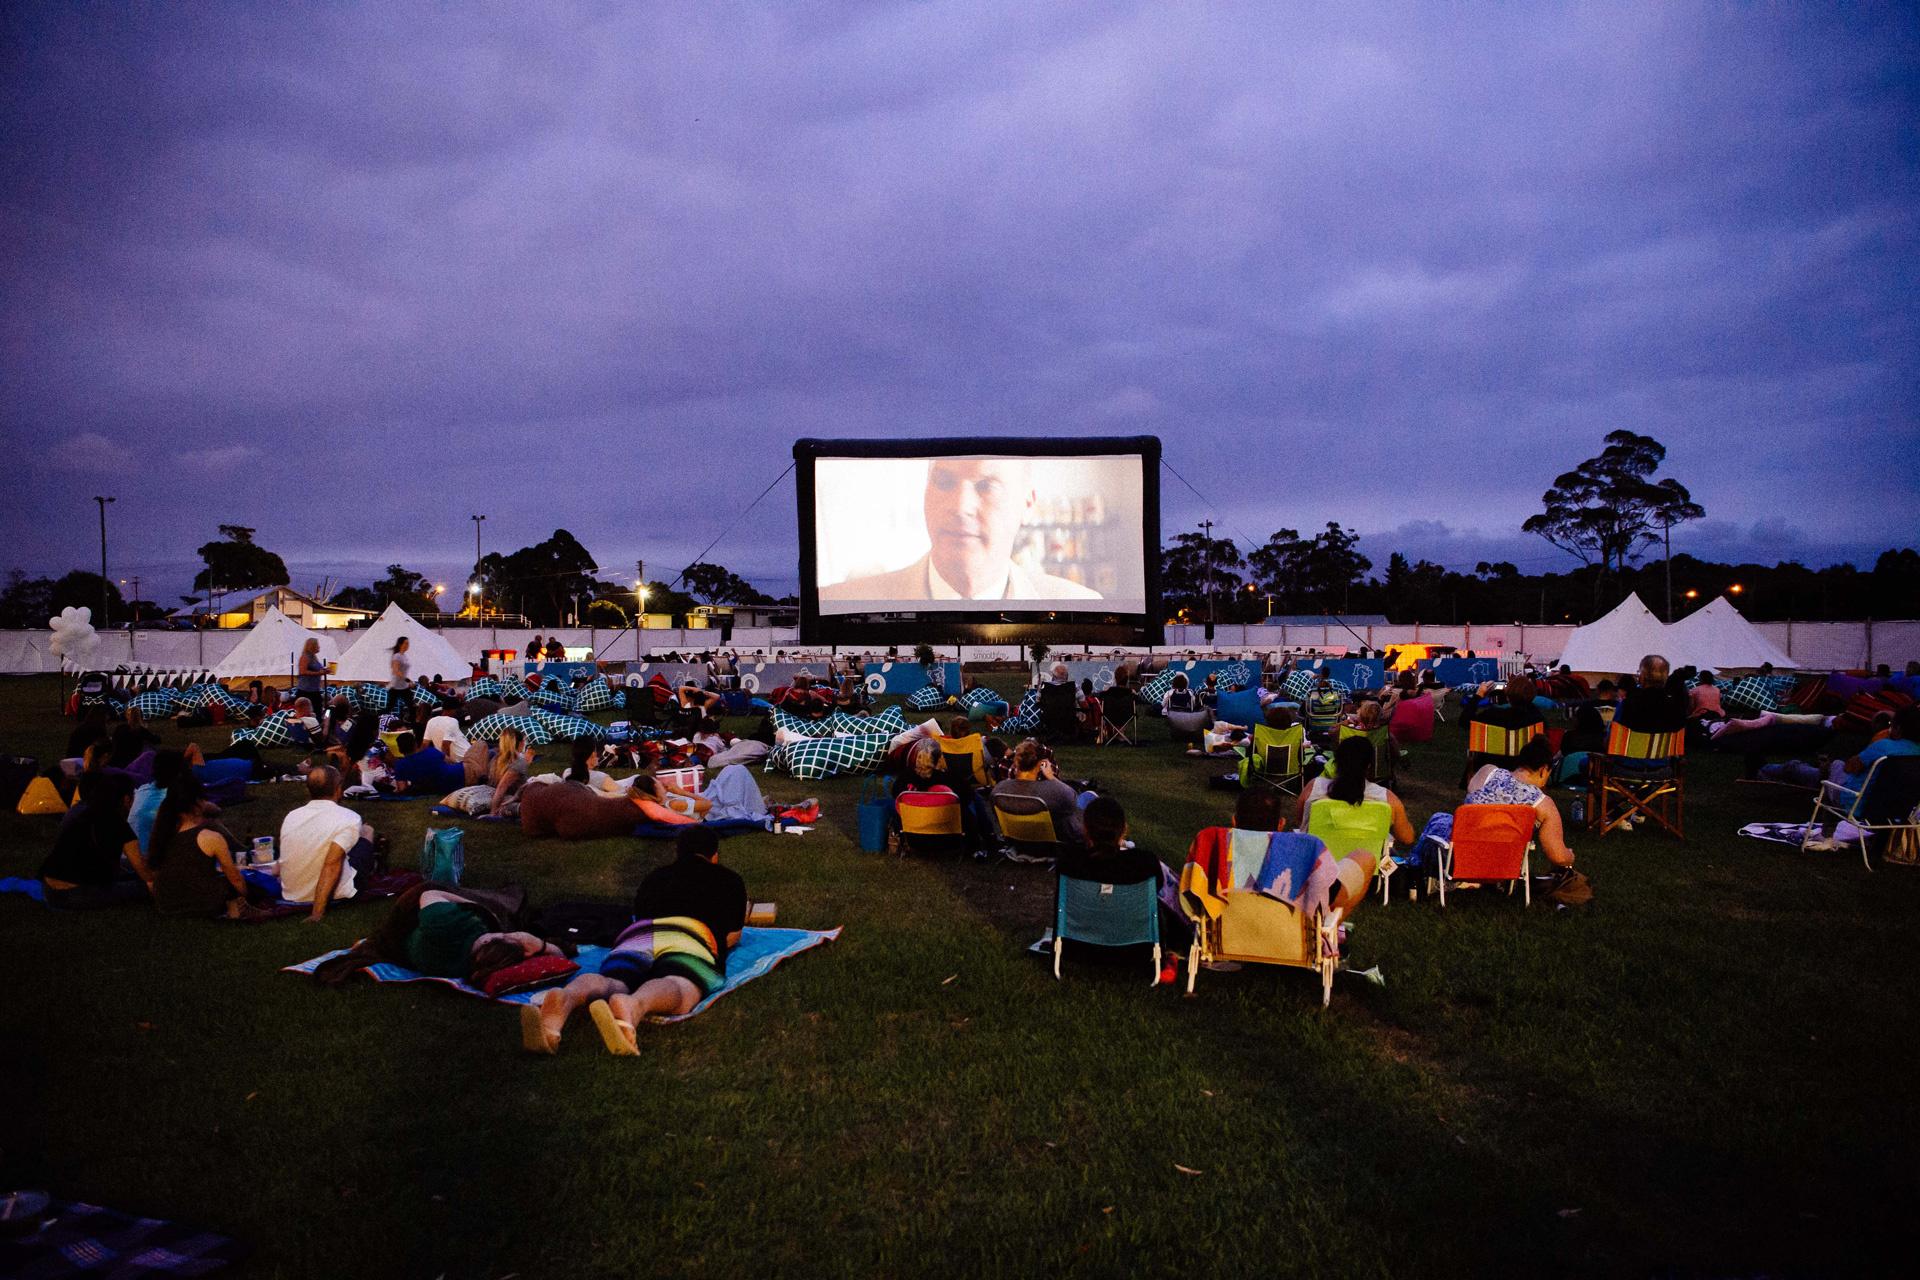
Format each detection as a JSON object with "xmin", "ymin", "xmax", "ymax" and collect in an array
[
  {"xmin": 146, "ymin": 773, "xmax": 270, "ymax": 920},
  {"xmin": 387, "ymin": 731, "xmax": 467, "ymax": 796},
  {"xmin": 1294, "ymin": 734, "xmax": 1418, "ymax": 847},
  {"xmin": 522, "ymin": 826, "xmax": 746, "ymax": 1055},
  {"xmin": 438, "ymin": 726, "xmax": 535, "ymax": 817},
  {"xmin": 107, "ymin": 708, "xmax": 161, "ymax": 769},
  {"xmin": 279, "ymin": 765, "xmax": 377, "ymax": 922},
  {"xmin": 38, "ymin": 773, "xmax": 154, "ymax": 909}
]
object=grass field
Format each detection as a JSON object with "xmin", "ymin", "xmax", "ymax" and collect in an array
[{"xmin": 2, "ymin": 673, "xmax": 1917, "ymax": 1277}]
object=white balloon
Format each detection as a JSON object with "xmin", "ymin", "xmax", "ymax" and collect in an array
[{"xmin": 49, "ymin": 606, "xmax": 100, "ymax": 666}]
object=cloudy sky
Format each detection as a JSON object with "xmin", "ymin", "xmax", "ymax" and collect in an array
[{"xmin": 3, "ymin": 2, "xmax": 1914, "ymax": 604}]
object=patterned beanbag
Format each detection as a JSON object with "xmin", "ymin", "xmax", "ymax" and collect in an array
[
  {"xmin": 959, "ymin": 686, "xmax": 1006, "ymax": 712},
  {"xmin": 1002, "ymin": 687, "xmax": 1043, "ymax": 734},
  {"xmin": 1214, "ymin": 661, "xmax": 1255, "ymax": 692},
  {"xmin": 1137, "ymin": 671, "xmax": 1175, "ymax": 706},
  {"xmin": 531, "ymin": 709, "xmax": 606, "ymax": 742},
  {"xmin": 499, "ymin": 679, "xmax": 532, "ymax": 704},
  {"xmin": 466, "ymin": 713, "xmax": 554, "ymax": 746},
  {"xmin": 826, "ymin": 706, "xmax": 906, "ymax": 737},
  {"xmin": 1723, "ymin": 676, "xmax": 1778, "ymax": 714},
  {"xmin": 410, "ymin": 685, "xmax": 440, "ymax": 710},
  {"xmin": 356, "ymin": 684, "xmax": 391, "ymax": 713},
  {"xmin": 767, "ymin": 732, "xmax": 893, "ymax": 780},
  {"xmin": 575, "ymin": 677, "xmax": 619, "ymax": 712},
  {"xmin": 907, "ymin": 685, "xmax": 950, "ymax": 711},
  {"xmin": 129, "ymin": 688, "xmax": 182, "ymax": 718},
  {"xmin": 468, "ymin": 676, "xmax": 507, "ymax": 701},
  {"xmin": 773, "ymin": 710, "xmax": 836, "ymax": 739},
  {"xmin": 1282, "ymin": 670, "xmax": 1319, "ymax": 702},
  {"xmin": 528, "ymin": 684, "xmax": 576, "ymax": 712},
  {"xmin": 233, "ymin": 710, "xmax": 300, "ymax": 748}
]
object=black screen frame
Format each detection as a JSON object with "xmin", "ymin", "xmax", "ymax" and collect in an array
[{"xmin": 795, "ymin": 436, "xmax": 1163, "ymax": 646}]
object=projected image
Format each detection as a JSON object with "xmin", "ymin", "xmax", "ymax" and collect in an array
[{"xmin": 815, "ymin": 455, "xmax": 1146, "ymax": 614}]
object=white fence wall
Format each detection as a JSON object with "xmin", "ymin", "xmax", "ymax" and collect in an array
[{"xmin": 2, "ymin": 620, "xmax": 1915, "ymax": 676}]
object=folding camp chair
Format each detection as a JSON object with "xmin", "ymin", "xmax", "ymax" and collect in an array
[
  {"xmin": 896, "ymin": 788, "xmax": 966, "ymax": 857},
  {"xmin": 1054, "ymin": 874, "xmax": 1161, "ymax": 983},
  {"xmin": 1097, "ymin": 687, "xmax": 1137, "ymax": 746},
  {"xmin": 992, "ymin": 793, "xmax": 1065, "ymax": 864},
  {"xmin": 936, "ymin": 733, "xmax": 992, "ymax": 790},
  {"xmin": 1431, "ymin": 804, "xmax": 1535, "ymax": 906},
  {"xmin": 1179, "ymin": 827, "xmax": 1342, "ymax": 1006},
  {"xmin": 1466, "ymin": 719, "xmax": 1542, "ymax": 762},
  {"xmin": 1588, "ymin": 724, "xmax": 1685, "ymax": 838},
  {"xmin": 1237, "ymin": 722, "xmax": 1305, "ymax": 798},
  {"xmin": 1336, "ymin": 724, "xmax": 1396, "ymax": 787},
  {"xmin": 1036, "ymin": 682, "xmax": 1082, "ymax": 743},
  {"xmin": 1306, "ymin": 798, "xmax": 1398, "ymax": 904},
  {"xmin": 1803, "ymin": 755, "xmax": 1920, "ymax": 871}
]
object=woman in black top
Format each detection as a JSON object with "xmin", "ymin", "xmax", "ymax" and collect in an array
[
  {"xmin": 148, "ymin": 774, "xmax": 265, "ymax": 919},
  {"xmin": 39, "ymin": 774, "xmax": 152, "ymax": 908}
]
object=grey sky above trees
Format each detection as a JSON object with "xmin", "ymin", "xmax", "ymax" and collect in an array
[{"xmin": 3, "ymin": 3, "xmax": 1914, "ymax": 603}]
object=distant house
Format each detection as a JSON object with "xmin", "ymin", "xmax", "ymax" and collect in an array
[{"xmin": 169, "ymin": 586, "xmax": 380, "ymax": 630}]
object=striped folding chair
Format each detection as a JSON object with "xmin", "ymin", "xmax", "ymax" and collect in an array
[
  {"xmin": 1466, "ymin": 719, "xmax": 1542, "ymax": 762},
  {"xmin": 1588, "ymin": 723, "xmax": 1686, "ymax": 838}
]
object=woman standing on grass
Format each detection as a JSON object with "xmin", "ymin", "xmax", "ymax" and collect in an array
[
  {"xmin": 387, "ymin": 636, "xmax": 413, "ymax": 724},
  {"xmin": 296, "ymin": 637, "xmax": 328, "ymax": 706}
]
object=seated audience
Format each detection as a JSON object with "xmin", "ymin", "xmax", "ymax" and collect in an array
[
  {"xmin": 388, "ymin": 731, "xmax": 467, "ymax": 795},
  {"xmin": 130, "ymin": 749, "xmax": 187, "ymax": 856},
  {"xmin": 992, "ymin": 739, "xmax": 1088, "ymax": 845},
  {"xmin": 1440, "ymin": 736, "xmax": 1580, "ymax": 871},
  {"xmin": 1295, "ymin": 734, "xmax": 1417, "ymax": 847},
  {"xmin": 279, "ymin": 766, "xmax": 376, "ymax": 921},
  {"xmin": 38, "ymin": 773, "xmax": 152, "ymax": 909},
  {"xmin": 440, "ymin": 727, "xmax": 535, "ymax": 817},
  {"xmin": 1459, "ymin": 674, "xmax": 1547, "ymax": 785},
  {"xmin": 1056, "ymin": 795, "xmax": 1158, "ymax": 885},
  {"xmin": 148, "ymin": 774, "xmax": 266, "ymax": 920},
  {"xmin": 1615, "ymin": 655, "xmax": 1689, "ymax": 733},
  {"xmin": 107, "ymin": 709, "xmax": 162, "ymax": 769},
  {"xmin": 422, "ymin": 711, "xmax": 473, "ymax": 764},
  {"xmin": 523, "ymin": 826, "xmax": 746, "ymax": 1054}
]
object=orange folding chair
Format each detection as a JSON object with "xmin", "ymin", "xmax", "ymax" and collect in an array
[{"xmin": 1431, "ymin": 804, "xmax": 1536, "ymax": 906}]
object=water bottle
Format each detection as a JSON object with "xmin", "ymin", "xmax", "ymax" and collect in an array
[{"xmin": 1570, "ymin": 797, "xmax": 1585, "ymax": 825}]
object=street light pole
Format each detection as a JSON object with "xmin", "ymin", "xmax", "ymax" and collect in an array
[
  {"xmin": 1199, "ymin": 519, "xmax": 1216, "ymax": 640},
  {"xmin": 92, "ymin": 496, "xmax": 115, "ymax": 626}
]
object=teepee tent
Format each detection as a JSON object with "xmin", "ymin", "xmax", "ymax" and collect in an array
[
  {"xmin": 1665, "ymin": 596, "xmax": 1799, "ymax": 671},
  {"xmin": 332, "ymin": 604, "xmax": 471, "ymax": 683},
  {"xmin": 213, "ymin": 607, "xmax": 341, "ymax": 680},
  {"xmin": 1556, "ymin": 593, "xmax": 1674, "ymax": 675}
]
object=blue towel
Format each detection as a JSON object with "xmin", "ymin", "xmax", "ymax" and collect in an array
[
  {"xmin": 285, "ymin": 925, "xmax": 842, "ymax": 1021},
  {"xmin": 1252, "ymin": 832, "xmax": 1327, "ymax": 906},
  {"xmin": 0, "ymin": 876, "xmax": 47, "ymax": 902}
]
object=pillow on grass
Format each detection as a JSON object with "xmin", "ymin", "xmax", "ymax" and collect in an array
[
  {"xmin": 575, "ymin": 678, "xmax": 619, "ymax": 713},
  {"xmin": 1724, "ymin": 676, "xmax": 1778, "ymax": 714},
  {"xmin": 906, "ymin": 685, "xmax": 950, "ymax": 711},
  {"xmin": 355, "ymin": 683, "xmax": 390, "ymax": 712},
  {"xmin": 467, "ymin": 713, "xmax": 554, "ymax": 746},
  {"xmin": 769, "ymin": 732, "xmax": 893, "ymax": 780},
  {"xmin": 773, "ymin": 709, "xmax": 835, "ymax": 739},
  {"xmin": 531, "ymin": 709, "xmax": 605, "ymax": 742}
]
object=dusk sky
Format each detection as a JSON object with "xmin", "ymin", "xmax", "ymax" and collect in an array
[{"xmin": 3, "ymin": 2, "xmax": 1915, "ymax": 605}]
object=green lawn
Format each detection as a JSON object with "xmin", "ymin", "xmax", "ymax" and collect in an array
[{"xmin": 2, "ymin": 673, "xmax": 1916, "ymax": 1277}]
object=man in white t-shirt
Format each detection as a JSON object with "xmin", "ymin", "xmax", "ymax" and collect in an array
[
  {"xmin": 422, "ymin": 713, "xmax": 472, "ymax": 763},
  {"xmin": 279, "ymin": 765, "xmax": 375, "ymax": 921}
]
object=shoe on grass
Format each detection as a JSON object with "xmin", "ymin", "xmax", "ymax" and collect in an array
[{"xmin": 589, "ymin": 1000, "xmax": 638, "ymax": 1056}]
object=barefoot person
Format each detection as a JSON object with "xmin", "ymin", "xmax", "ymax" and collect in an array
[{"xmin": 521, "ymin": 826, "xmax": 746, "ymax": 1055}]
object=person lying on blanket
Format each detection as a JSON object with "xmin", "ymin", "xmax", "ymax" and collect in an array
[
  {"xmin": 521, "ymin": 826, "xmax": 747, "ymax": 1055},
  {"xmin": 310, "ymin": 881, "xmax": 560, "ymax": 989}
]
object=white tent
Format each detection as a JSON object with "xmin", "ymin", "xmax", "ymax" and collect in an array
[
  {"xmin": 332, "ymin": 603, "xmax": 471, "ymax": 683},
  {"xmin": 1664, "ymin": 596, "xmax": 1799, "ymax": 672},
  {"xmin": 212, "ymin": 607, "xmax": 340, "ymax": 680},
  {"xmin": 1556, "ymin": 593, "xmax": 1674, "ymax": 675}
]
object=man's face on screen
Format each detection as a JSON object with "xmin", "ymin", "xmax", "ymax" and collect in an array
[{"xmin": 923, "ymin": 458, "xmax": 1033, "ymax": 597}]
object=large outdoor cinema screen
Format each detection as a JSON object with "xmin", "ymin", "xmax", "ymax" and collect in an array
[{"xmin": 794, "ymin": 436, "xmax": 1161, "ymax": 644}]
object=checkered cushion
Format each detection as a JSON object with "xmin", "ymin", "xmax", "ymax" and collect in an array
[
  {"xmin": 233, "ymin": 710, "xmax": 300, "ymax": 748},
  {"xmin": 768, "ymin": 731, "xmax": 893, "ymax": 780},
  {"xmin": 129, "ymin": 688, "xmax": 182, "ymax": 718},
  {"xmin": 1003, "ymin": 686, "xmax": 1044, "ymax": 734},
  {"xmin": 528, "ymin": 684, "xmax": 576, "ymax": 712},
  {"xmin": 959, "ymin": 686, "xmax": 1005, "ymax": 711},
  {"xmin": 466, "ymin": 712, "xmax": 554, "ymax": 746},
  {"xmin": 907, "ymin": 685, "xmax": 950, "ymax": 711},
  {"xmin": 1214, "ymin": 661, "xmax": 1255, "ymax": 692},
  {"xmin": 1723, "ymin": 676, "xmax": 1778, "ymax": 714},
  {"xmin": 1137, "ymin": 671, "xmax": 1174, "ymax": 704},
  {"xmin": 468, "ymin": 676, "xmax": 506, "ymax": 700},
  {"xmin": 773, "ymin": 709, "xmax": 835, "ymax": 738},
  {"xmin": 532, "ymin": 709, "xmax": 606, "ymax": 741},
  {"xmin": 1282, "ymin": 669, "xmax": 1319, "ymax": 701},
  {"xmin": 575, "ymin": 677, "xmax": 619, "ymax": 712},
  {"xmin": 1766, "ymin": 674, "xmax": 1799, "ymax": 698},
  {"xmin": 499, "ymin": 679, "xmax": 532, "ymax": 704},
  {"xmin": 825, "ymin": 707, "xmax": 906, "ymax": 737},
  {"xmin": 356, "ymin": 684, "xmax": 390, "ymax": 712},
  {"xmin": 410, "ymin": 685, "xmax": 440, "ymax": 709}
]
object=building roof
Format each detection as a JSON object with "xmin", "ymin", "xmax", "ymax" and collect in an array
[{"xmin": 168, "ymin": 585, "xmax": 377, "ymax": 620}]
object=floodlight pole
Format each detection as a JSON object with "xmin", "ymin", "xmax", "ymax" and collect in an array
[
  {"xmin": 93, "ymin": 496, "xmax": 115, "ymax": 627},
  {"xmin": 1199, "ymin": 519, "xmax": 1216, "ymax": 642},
  {"xmin": 1662, "ymin": 518, "xmax": 1674, "ymax": 621}
]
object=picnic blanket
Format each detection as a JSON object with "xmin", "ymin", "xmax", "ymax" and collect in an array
[
  {"xmin": 1738, "ymin": 821, "xmax": 1864, "ymax": 848},
  {"xmin": 0, "ymin": 1198, "xmax": 247, "ymax": 1277},
  {"xmin": 1, "ymin": 875, "xmax": 48, "ymax": 901},
  {"xmin": 285, "ymin": 925, "xmax": 841, "ymax": 1021}
]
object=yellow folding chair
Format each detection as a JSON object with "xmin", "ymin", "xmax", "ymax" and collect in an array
[
  {"xmin": 1335, "ymin": 724, "xmax": 1396, "ymax": 787},
  {"xmin": 936, "ymin": 733, "xmax": 992, "ymax": 790},
  {"xmin": 992, "ymin": 794, "xmax": 1064, "ymax": 863},
  {"xmin": 1179, "ymin": 828, "xmax": 1342, "ymax": 1006},
  {"xmin": 896, "ymin": 788, "xmax": 966, "ymax": 856},
  {"xmin": 1588, "ymin": 723, "xmax": 1685, "ymax": 838}
]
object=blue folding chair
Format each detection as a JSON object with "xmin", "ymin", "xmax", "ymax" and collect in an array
[{"xmin": 1053, "ymin": 875, "xmax": 1162, "ymax": 983}]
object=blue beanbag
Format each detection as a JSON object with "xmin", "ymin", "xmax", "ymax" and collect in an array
[{"xmin": 1215, "ymin": 689, "xmax": 1263, "ymax": 728}]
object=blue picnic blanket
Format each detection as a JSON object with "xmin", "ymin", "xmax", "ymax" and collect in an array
[{"xmin": 284, "ymin": 925, "xmax": 841, "ymax": 1021}]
